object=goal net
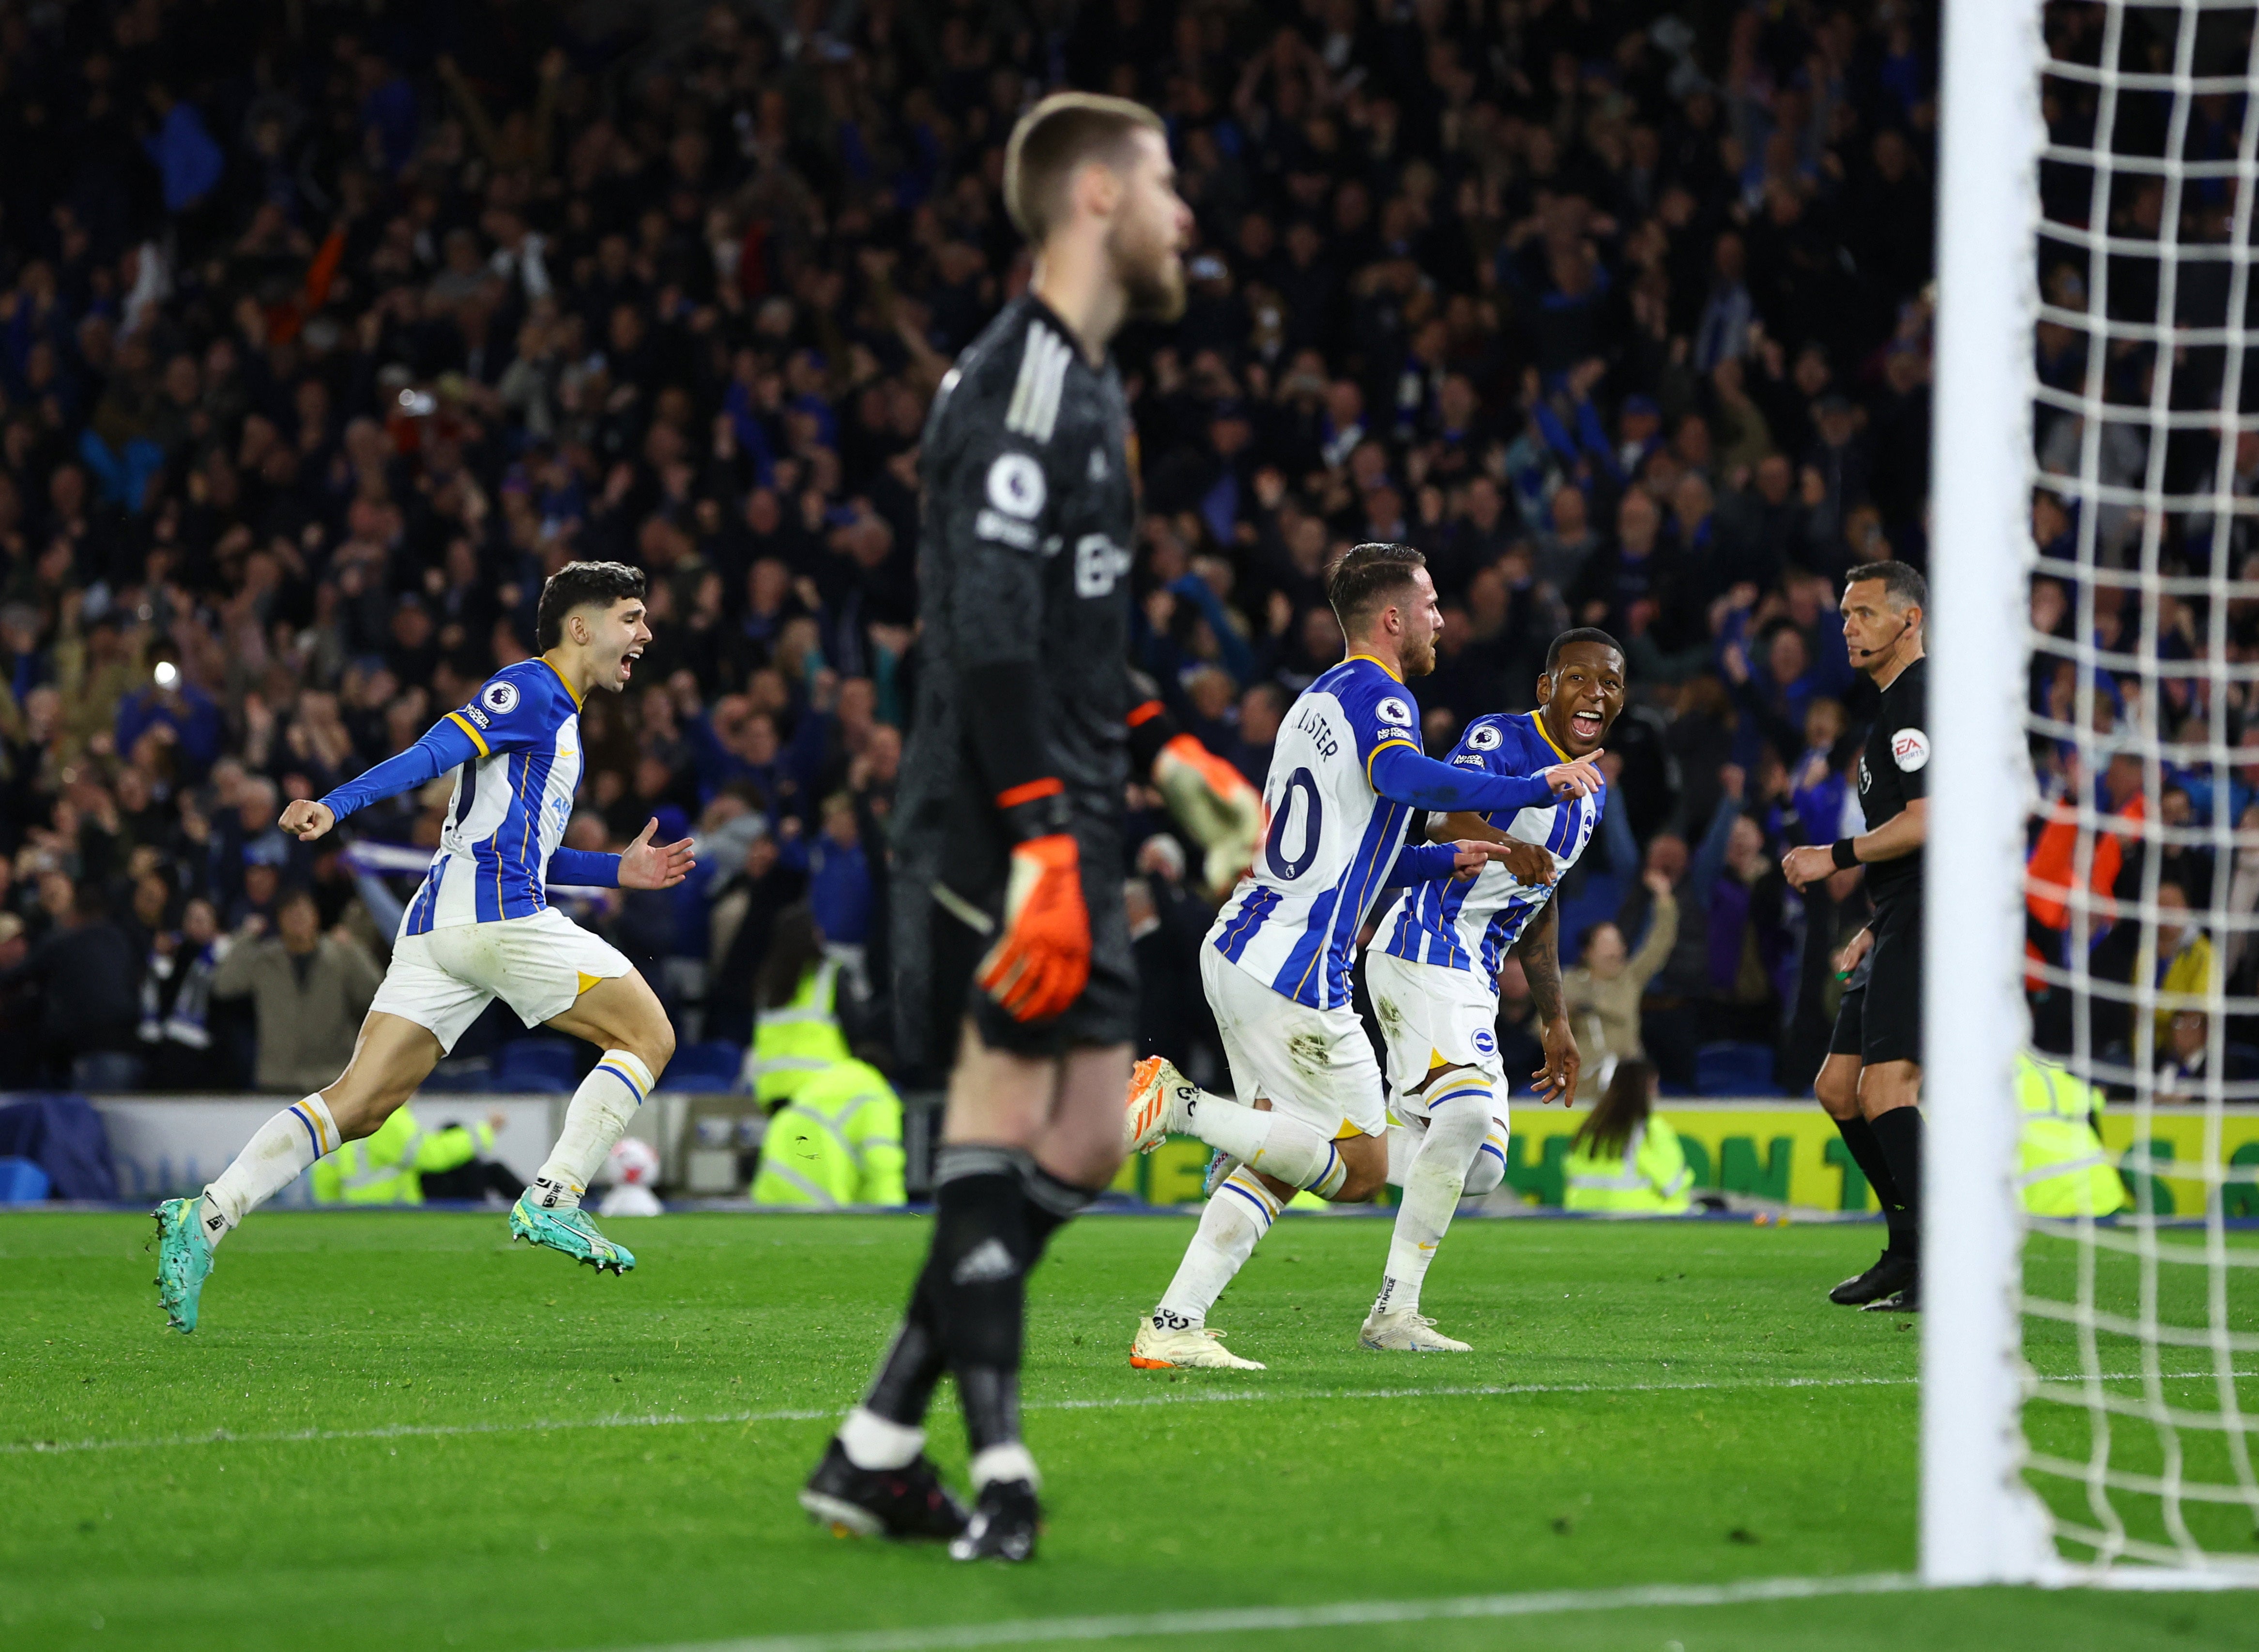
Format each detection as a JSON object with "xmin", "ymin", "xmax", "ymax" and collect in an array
[{"xmin": 1930, "ymin": 0, "xmax": 2259, "ymax": 1585}]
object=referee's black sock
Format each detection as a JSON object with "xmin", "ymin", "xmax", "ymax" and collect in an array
[
  {"xmin": 1830, "ymin": 1113, "xmax": 1916, "ymax": 1257},
  {"xmin": 925, "ymin": 1144, "xmax": 1034, "ymax": 1455},
  {"xmin": 1868, "ymin": 1107, "xmax": 1924, "ymax": 1262}
]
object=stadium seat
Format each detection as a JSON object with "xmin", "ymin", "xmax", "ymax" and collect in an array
[
  {"xmin": 665, "ymin": 1040, "xmax": 746, "ymax": 1093},
  {"xmin": 419, "ymin": 1058, "xmax": 493, "ymax": 1093},
  {"xmin": 0, "ymin": 1156, "xmax": 50, "ymax": 1203},
  {"xmin": 493, "ymin": 1038, "xmax": 580, "ymax": 1094},
  {"xmin": 1694, "ymin": 1041, "xmax": 1781, "ymax": 1097}
]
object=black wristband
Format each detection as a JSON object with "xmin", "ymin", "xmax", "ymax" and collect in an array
[{"xmin": 1831, "ymin": 837, "xmax": 1861, "ymax": 870}]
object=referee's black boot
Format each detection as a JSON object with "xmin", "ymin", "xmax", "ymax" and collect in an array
[
  {"xmin": 1862, "ymin": 1270, "xmax": 1921, "ymax": 1314},
  {"xmin": 949, "ymin": 1478, "xmax": 1040, "ymax": 1563},
  {"xmin": 1830, "ymin": 1250, "xmax": 1917, "ymax": 1306},
  {"xmin": 800, "ymin": 1438, "xmax": 970, "ymax": 1541}
]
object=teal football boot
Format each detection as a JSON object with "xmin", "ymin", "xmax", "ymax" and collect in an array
[
  {"xmin": 152, "ymin": 1197, "xmax": 216, "ymax": 1333},
  {"xmin": 509, "ymin": 1194, "xmax": 635, "ymax": 1273}
]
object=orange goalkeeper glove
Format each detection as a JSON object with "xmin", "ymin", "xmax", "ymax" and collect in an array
[
  {"xmin": 1152, "ymin": 732, "xmax": 1265, "ymax": 900},
  {"xmin": 976, "ymin": 833, "xmax": 1091, "ymax": 1022}
]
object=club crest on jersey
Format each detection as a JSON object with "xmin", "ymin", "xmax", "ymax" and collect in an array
[
  {"xmin": 1466, "ymin": 723, "xmax": 1503, "ymax": 751},
  {"xmin": 481, "ymin": 681, "xmax": 519, "ymax": 716},
  {"xmin": 1376, "ymin": 696, "xmax": 1414, "ymax": 728},
  {"xmin": 986, "ymin": 452, "xmax": 1046, "ymax": 518},
  {"xmin": 1471, "ymin": 1027, "xmax": 1496, "ymax": 1056},
  {"xmin": 1891, "ymin": 728, "xmax": 1930, "ymax": 773}
]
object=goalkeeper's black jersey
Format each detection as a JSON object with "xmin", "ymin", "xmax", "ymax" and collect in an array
[{"xmin": 898, "ymin": 293, "xmax": 1139, "ymax": 819}]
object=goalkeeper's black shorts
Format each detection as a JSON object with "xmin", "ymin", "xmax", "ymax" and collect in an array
[
  {"xmin": 1829, "ymin": 892, "xmax": 1923, "ymax": 1068},
  {"xmin": 898, "ymin": 800, "xmax": 1137, "ymax": 1074}
]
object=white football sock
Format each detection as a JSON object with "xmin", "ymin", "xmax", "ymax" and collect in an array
[
  {"xmin": 1385, "ymin": 1118, "xmax": 1425, "ymax": 1185},
  {"xmin": 838, "ymin": 1405, "xmax": 924, "ymax": 1471},
  {"xmin": 1178, "ymin": 1090, "xmax": 1348, "ymax": 1198},
  {"xmin": 1463, "ymin": 1116, "xmax": 1510, "ymax": 1199},
  {"xmin": 970, "ymin": 1441, "xmax": 1041, "ymax": 1491},
  {"xmin": 200, "ymin": 1094, "xmax": 339, "ymax": 1248},
  {"xmin": 1152, "ymin": 1168, "xmax": 1279, "ymax": 1329},
  {"xmin": 1373, "ymin": 1080, "xmax": 1493, "ymax": 1318},
  {"xmin": 531, "ymin": 1049, "xmax": 654, "ymax": 1211}
]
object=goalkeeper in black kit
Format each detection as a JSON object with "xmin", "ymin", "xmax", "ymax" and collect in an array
[
  {"xmin": 799, "ymin": 92, "xmax": 1206, "ymax": 1562},
  {"xmin": 1783, "ymin": 561, "xmax": 1929, "ymax": 1315}
]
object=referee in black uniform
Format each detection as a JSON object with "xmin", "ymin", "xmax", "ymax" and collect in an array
[
  {"xmin": 800, "ymin": 92, "xmax": 1192, "ymax": 1561},
  {"xmin": 1783, "ymin": 561, "xmax": 1929, "ymax": 1314}
]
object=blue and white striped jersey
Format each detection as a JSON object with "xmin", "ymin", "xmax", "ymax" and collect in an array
[
  {"xmin": 1208, "ymin": 655, "xmax": 1427, "ymax": 1011},
  {"xmin": 400, "ymin": 660, "xmax": 587, "ymax": 934},
  {"xmin": 1381, "ymin": 711, "xmax": 1605, "ymax": 980}
]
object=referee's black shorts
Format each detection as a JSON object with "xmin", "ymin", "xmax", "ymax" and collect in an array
[
  {"xmin": 1829, "ymin": 892, "xmax": 1923, "ymax": 1068},
  {"xmin": 918, "ymin": 803, "xmax": 1138, "ymax": 1066}
]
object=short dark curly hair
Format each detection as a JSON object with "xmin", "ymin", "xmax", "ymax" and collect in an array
[{"xmin": 535, "ymin": 561, "xmax": 647, "ymax": 651}]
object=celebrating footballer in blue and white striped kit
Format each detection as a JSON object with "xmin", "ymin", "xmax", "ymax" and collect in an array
[
  {"xmin": 1122, "ymin": 546, "xmax": 1610, "ymax": 1370},
  {"xmin": 1361, "ymin": 632, "xmax": 1628, "ymax": 1347},
  {"xmin": 150, "ymin": 562, "xmax": 699, "ymax": 1335}
]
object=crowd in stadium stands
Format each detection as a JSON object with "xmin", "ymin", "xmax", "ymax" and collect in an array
[{"xmin": 0, "ymin": 0, "xmax": 1974, "ymax": 1101}]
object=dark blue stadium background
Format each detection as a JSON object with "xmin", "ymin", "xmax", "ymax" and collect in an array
[{"xmin": 0, "ymin": 0, "xmax": 1956, "ymax": 1101}]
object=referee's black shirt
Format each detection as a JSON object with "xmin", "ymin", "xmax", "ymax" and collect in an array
[{"xmin": 1856, "ymin": 655, "xmax": 1927, "ymax": 902}]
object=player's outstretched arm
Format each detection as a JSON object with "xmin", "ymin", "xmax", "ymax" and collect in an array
[
  {"xmin": 283, "ymin": 715, "xmax": 485, "ymax": 840},
  {"xmin": 1513, "ymin": 899, "xmax": 1579, "ymax": 1106},
  {"xmin": 1369, "ymin": 742, "xmax": 1602, "ymax": 817}
]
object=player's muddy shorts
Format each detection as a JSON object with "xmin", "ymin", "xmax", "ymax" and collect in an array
[{"xmin": 1199, "ymin": 945, "xmax": 1388, "ymax": 1140}]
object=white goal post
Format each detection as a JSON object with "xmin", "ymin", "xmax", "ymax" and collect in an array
[
  {"xmin": 1924, "ymin": 0, "xmax": 2057, "ymax": 1590},
  {"xmin": 1928, "ymin": 0, "xmax": 2259, "ymax": 1586}
]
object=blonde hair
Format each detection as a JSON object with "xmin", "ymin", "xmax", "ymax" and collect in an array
[{"xmin": 1003, "ymin": 92, "xmax": 1166, "ymax": 243}]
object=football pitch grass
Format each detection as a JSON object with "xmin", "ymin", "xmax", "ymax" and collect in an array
[{"xmin": 2, "ymin": 1210, "xmax": 2253, "ymax": 1652}]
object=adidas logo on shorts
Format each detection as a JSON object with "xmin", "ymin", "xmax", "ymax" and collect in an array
[{"xmin": 952, "ymin": 1239, "xmax": 1019, "ymax": 1285}]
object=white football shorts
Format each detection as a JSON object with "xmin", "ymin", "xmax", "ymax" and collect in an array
[
  {"xmin": 371, "ymin": 907, "xmax": 632, "ymax": 1052},
  {"xmin": 1363, "ymin": 946, "xmax": 1507, "ymax": 1097},
  {"xmin": 1199, "ymin": 945, "xmax": 1387, "ymax": 1140}
]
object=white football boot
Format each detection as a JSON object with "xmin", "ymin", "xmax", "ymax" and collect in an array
[
  {"xmin": 1130, "ymin": 1316, "xmax": 1266, "ymax": 1370},
  {"xmin": 1358, "ymin": 1310, "xmax": 1471, "ymax": 1352}
]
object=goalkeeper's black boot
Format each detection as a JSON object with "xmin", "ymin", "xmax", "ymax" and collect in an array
[
  {"xmin": 1830, "ymin": 1250, "xmax": 1917, "ymax": 1306},
  {"xmin": 1862, "ymin": 1270, "xmax": 1921, "ymax": 1314},
  {"xmin": 799, "ymin": 1438, "xmax": 969, "ymax": 1541},
  {"xmin": 949, "ymin": 1478, "xmax": 1040, "ymax": 1563}
]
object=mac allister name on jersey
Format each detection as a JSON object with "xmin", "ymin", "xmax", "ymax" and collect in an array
[
  {"xmin": 1381, "ymin": 712, "xmax": 1604, "ymax": 979},
  {"xmin": 1209, "ymin": 655, "xmax": 1429, "ymax": 1012}
]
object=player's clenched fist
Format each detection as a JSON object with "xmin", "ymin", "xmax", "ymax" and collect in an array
[
  {"xmin": 278, "ymin": 799, "xmax": 336, "ymax": 842},
  {"xmin": 977, "ymin": 834, "xmax": 1091, "ymax": 1022}
]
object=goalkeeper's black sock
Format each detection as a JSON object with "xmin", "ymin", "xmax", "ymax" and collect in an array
[
  {"xmin": 1019, "ymin": 1160, "xmax": 1099, "ymax": 1264},
  {"xmin": 1868, "ymin": 1106, "xmax": 1924, "ymax": 1261},
  {"xmin": 1831, "ymin": 1112, "xmax": 1917, "ymax": 1257},
  {"xmin": 859, "ymin": 1285, "xmax": 946, "ymax": 1431},
  {"xmin": 924, "ymin": 1145, "xmax": 1033, "ymax": 1455}
]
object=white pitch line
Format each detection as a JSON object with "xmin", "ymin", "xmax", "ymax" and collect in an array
[
  {"xmin": 7, "ymin": 1369, "xmax": 2249, "ymax": 1458},
  {"xmin": 604, "ymin": 1571, "xmax": 1925, "ymax": 1652}
]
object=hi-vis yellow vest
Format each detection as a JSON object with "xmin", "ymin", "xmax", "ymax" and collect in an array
[
  {"xmin": 2017, "ymin": 1053, "xmax": 2131, "ymax": 1218},
  {"xmin": 746, "ymin": 959, "xmax": 851, "ymax": 1106},
  {"xmin": 311, "ymin": 1106, "xmax": 488, "ymax": 1205},
  {"xmin": 1563, "ymin": 1117, "xmax": 1694, "ymax": 1214},
  {"xmin": 748, "ymin": 1059, "xmax": 907, "ymax": 1209}
]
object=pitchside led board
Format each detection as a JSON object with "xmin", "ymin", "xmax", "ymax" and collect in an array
[{"xmin": 1127, "ymin": 1104, "xmax": 2259, "ymax": 1216}]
